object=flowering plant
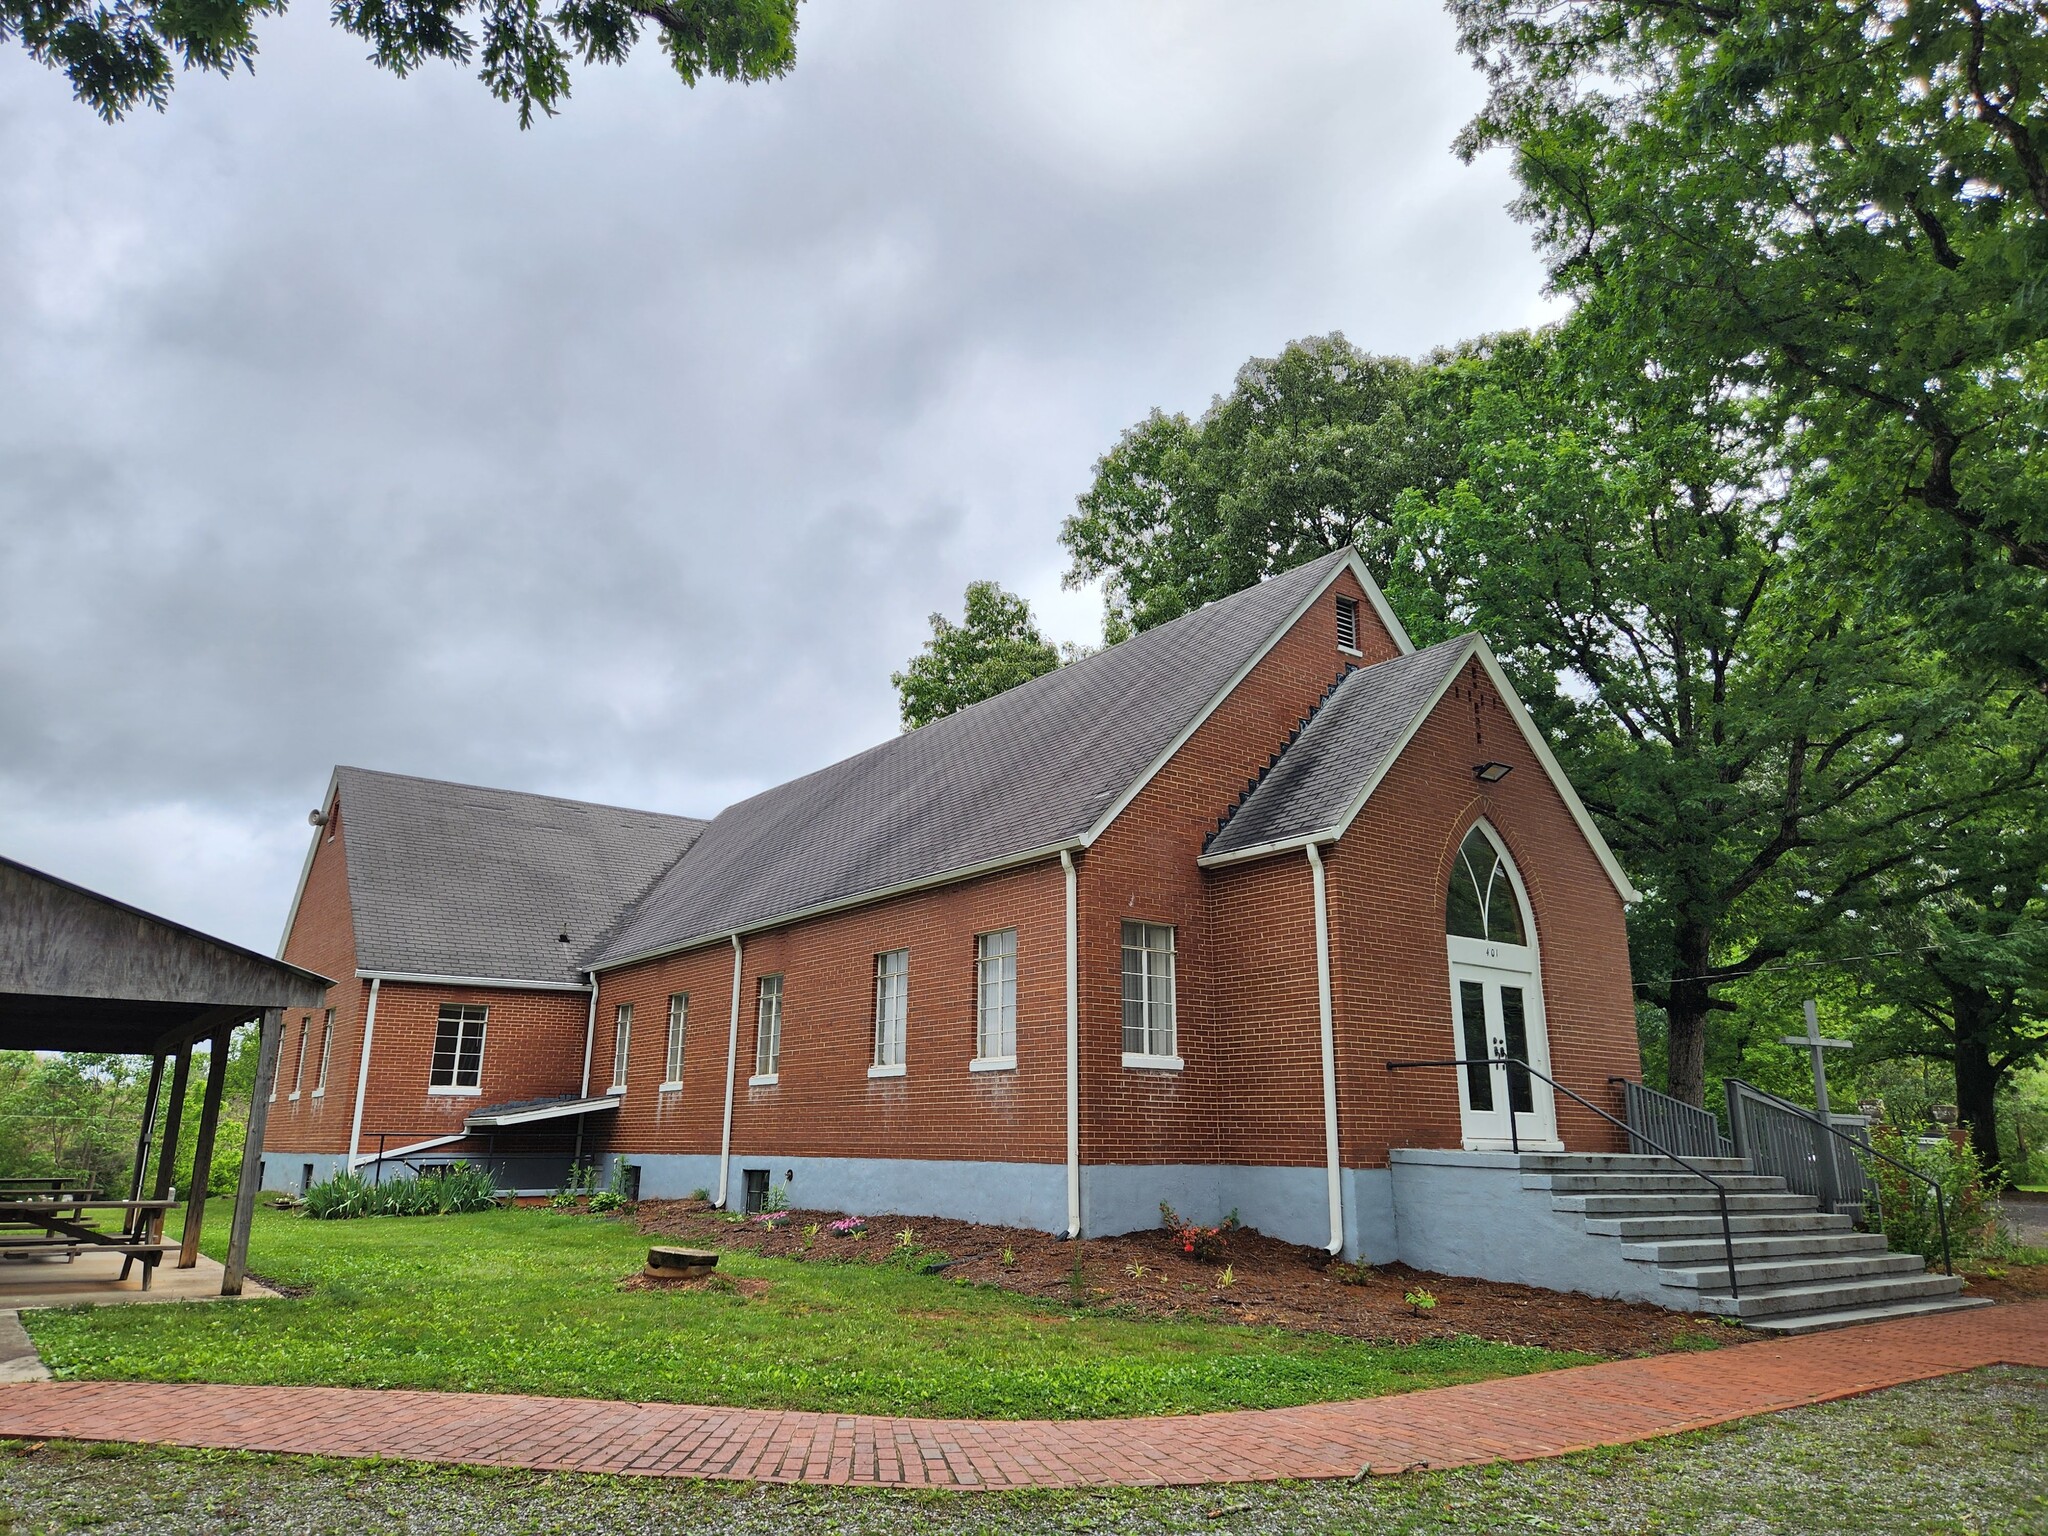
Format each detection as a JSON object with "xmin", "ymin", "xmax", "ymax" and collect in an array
[
  {"xmin": 828, "ymin": 1216, "xmax": 867, "ymax": 1237},
  {"xmin": 1158, "ymin": 1201, "xmax": 1229, "ymax": 1263},
  {"xmin": 751, "ymin": 1209, "xmax": 792, "ymax": 1230}
]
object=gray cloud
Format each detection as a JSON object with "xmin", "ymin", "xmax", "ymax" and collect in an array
[{"xmin": 0, "ymin": 2, "xmax": 1554, "ymax": 949}]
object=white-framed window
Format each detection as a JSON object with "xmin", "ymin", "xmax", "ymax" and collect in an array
[
  {"xmin": 1121, "ymin": 921, "xmax": 1179, "ymax": 1067},
  {"xmin": 430, "ymin": 1004, "xmax": 487, "ymax": 1093},
  {"xmin": 1335, "ymin": 594, "xmax": 1361, "ymax": 653},
  {"xmin": 611, "ymin": 1003, "xmax": 632, "ymax": 1092},
  {"xmin": 289, "ymin": 1017, "xmax": 308, "ymax": 1099},
  {"xmin": 663, "ymin": 993, "xmax": 687, "ymax": 1088},
  {"xmin": 871, "ymin": 949, "xmax": 908, "ymax": 1076},
  {"xmin": 974, "ymin": 929, "xmax": 1017, "ymax": 1067},
  {"xmin": 752, "ymin": 974, "xmax": 783, "ymax": 1083},
  {"xmin": 312, "ymin": 1008, "xmax": 334, "ymax": 1095}
]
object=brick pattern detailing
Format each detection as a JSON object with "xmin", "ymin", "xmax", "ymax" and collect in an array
[
  {"xmin": 1204, "ymin": 662, "xmax": 1359, "ymax": 853},
  {"xmin": 1, "ymin": 1302, "xmax": 2039, "ymax": 1487}
]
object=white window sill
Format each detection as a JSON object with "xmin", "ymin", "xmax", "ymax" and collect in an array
[
  {"xmin": 609, "ymin": 1083, "xmax": 628, "ymax": 1096},
  {"xmin": 748, "ymin": 1073, "xmax": 779, "ymax": 1087},
  {"xmin": 427, "ymin": 1085, "xmax": 482, "ymax": 1097},
  {"xmin": 867, "ymin": 1062, "xmax": 907, "ymax": 1079},
  {"xmin": 1338, "ymin": 644, "xmax": 1363, "ymax": 658},
  {"xmin": 287, "ymin": 1092, "xmax": 300, "ymax": 1101},
  {"xmin": 311, "ymin": 1089, "xmax": 325, "ymax": 1099},
  {"xmin": 1122, "ymin": 1052, "xmax": 1184, "ymax": 1072},
  {"xmin": 658, "ymin": 1081, "xmax": 685, "ymax": 1093},
  {"xmin": 969, "ymin": 1056, "xmax": 1017, "ymax": 1074}
]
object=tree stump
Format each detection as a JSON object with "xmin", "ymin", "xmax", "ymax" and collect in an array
[{"xmin": 645, "ymin": 1246, "xmax": 718, "ymax": 1280}]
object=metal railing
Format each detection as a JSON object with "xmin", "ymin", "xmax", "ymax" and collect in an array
[
  {"xmin": 1388, "ymin": 1053, "xmax": 1744, "ymax": 1298},
  {"xmin": 1725, "ymin": 1077, "xmax": 1951, "ymax": 1276},
  {"xmin": 1609, "ymin": 1077, "xmax": 1735, "ymax": 1161}
]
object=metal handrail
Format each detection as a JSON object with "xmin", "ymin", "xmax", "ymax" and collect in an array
[
  {"xmin": 1726, "ymin": 1077, "xmax": 1952, "ymax": 1276},
  {"xmin": 1387, "ymin": 1054, "xmax": 1743, "ymax": 1298}
]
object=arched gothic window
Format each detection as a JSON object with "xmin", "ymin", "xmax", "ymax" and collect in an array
[{"xmin": 1445, "ymin": 825, "xmax": 1526, "ymax": 945}]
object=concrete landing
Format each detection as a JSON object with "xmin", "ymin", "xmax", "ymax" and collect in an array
[{"xmin": 0, "ymin": 1250, "xmax": 275, "ymax": 1310}]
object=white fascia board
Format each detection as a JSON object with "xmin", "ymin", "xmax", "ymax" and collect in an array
[
  {"xmin": 356, "ymin": 970, "xmax": 592, "ymax": 993},
  {"xmin": 1083, "ymin": 550, "xmax": 1411, "ymax": 851},
  {"xmin": 276, "ymin": 768, "xmax": 342, "ymax": 960},
  {"xmin": 351, "ymin": 1132, "xmax": 467, "ymax": 1167},
  {"xmin": 587, "ymin": 838, "xmax": 1085, "ymax": 975}
]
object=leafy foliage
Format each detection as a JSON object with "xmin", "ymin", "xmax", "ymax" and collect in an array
[
  {"xmin": 1865, "ymin": 1123, "xmax": 2002, "ymax": 1263},
  {"xmin": 302, "ymin": 1162, "xmax": 499, "ymax": 1219},
  {"xmin": 891, "ymin": 580, "xmax": 1064, "ymax": 730},
  {"xmin": 3, "ymin": 0, "xmax": 798, "ymax": 126},
  {"xmin": 1449, "ymin": 0, "xmax": 2048, "ymax": 687}
]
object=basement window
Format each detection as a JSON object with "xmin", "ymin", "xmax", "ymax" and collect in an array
[
  {"xmin": 1335, "ymin": 595, "xmax": 1361, "ymax": 654},
  {"xmin": 429, "ymin": 1004, "xmax": 487, "ymax": 1094}
]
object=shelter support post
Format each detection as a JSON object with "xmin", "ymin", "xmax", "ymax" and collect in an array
[
  {"xmin": 149, "ymin": 1046, "xmax": 193, "ymax": 1203},
  {"xmin": 178, "ymin": 1027, "xmax": 234, "ymax": 1267},
  {"xmin": 125, "ymin": 1053, "xmax": 167, "ymax": 1205},
  {"xmin": 222, "ymin": 1008, "xmax": 283, "ymax": 1296}
]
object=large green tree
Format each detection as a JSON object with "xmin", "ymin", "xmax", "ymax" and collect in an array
[
  {"xmin": 891, "ymin": 579, "xmax": 1063, "ymax": 731},
  {"xmin": 5, "ymin": 0, "xmax": 797, "ymax": 125},
  {"xmin": 1061, "ymin": 334, "xmax": 1459, "ymax": 641},
  {"xmin": 1448, "ymin": 0, "xmax": 2048, "ymax": 688}
]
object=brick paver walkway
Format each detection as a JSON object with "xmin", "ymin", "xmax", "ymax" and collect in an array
[{"xmin": 2, "ymin": 1300, "xmax": 2042, "ymax": 1487}]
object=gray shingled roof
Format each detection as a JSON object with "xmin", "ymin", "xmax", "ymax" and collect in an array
[
  {"xmin": 1201, "ymin": 635, "xmax": 1477, "ymax": 860},
  {"xmin": 588, "ymin": 548, "xmax": 1360, "ymax": 967},
  {"xmin": 335, "ymin": 767, "xmax": 707, "ymax": 984}
]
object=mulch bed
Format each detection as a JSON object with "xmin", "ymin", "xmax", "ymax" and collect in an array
[
  {"xmin": 1956, "ymin": 1261, "xmax": 2048, "ymax": 1302},
  {"xmin": 633, "ymin": 1200, "xmax": 1746, "ymax": 1357}
]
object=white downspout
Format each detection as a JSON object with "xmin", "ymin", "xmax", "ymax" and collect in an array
[
  {"xmin": 1307, "ymin": 842, "xmax": 1344, "ymax": 1256},
  {"xmin": 716, "ymin": 934, "xmax": 742, "ymax": 1209},
  {"xmin": 579, "ymin": 977, "xmax": 599, "ymax": 1098},
  {"xmin": 1061, "ymin": 849, "xmax": 1080, "ymax": 1239},
  {"xmin": 347, "ymin": 977, "xmax": 380, "ymax": 1170}
]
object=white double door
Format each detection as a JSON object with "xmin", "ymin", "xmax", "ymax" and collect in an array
[{"xmin": 1447, "ymin": 939, "xmax": 1559, "ymax": 1150}]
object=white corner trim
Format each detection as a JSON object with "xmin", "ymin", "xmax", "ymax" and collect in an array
[
  {"xmin": 347, "ymin": 976, "xmax": 380, "ymax": 1169},
  {"xmin": 748, "ymin": 1072, "xmax": 779, "ymax": 1087},
  {"xmin": 969, "ymin": 1056, "xmax": 1017, "ymax": 1073},
  {"xmin": 866, "ymin": 1063, "xmax": 907, "ymax": 1079},
  {"xmin": 1121, "ymin": 1052, "xmax": 1185, "ymax": 1072},
  {"xmin": 1062, "ymin": 849, "xmax": 1080, "ymax": 1240},
  {"xmin": 1082, "ymin": 551, "xmax": 1411, "ymax": 850}
]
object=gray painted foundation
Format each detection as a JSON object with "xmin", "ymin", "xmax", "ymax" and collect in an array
[
  {"xmin": 257, "ymin": 1151, "xmax": 351, "ymax": 1193},
  {"xmin": 1386, "ymin": 1148, "xmax": 1655, "ymax": 1301},
  {"xmin": 1080, "ymin": 1163, "xmax": 1394, "ymax": 1262}
]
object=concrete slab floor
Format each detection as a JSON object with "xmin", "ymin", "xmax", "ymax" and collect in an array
[{"xmin": 0, "ymin": 1250, "xmax": 276, "ymax": 1311}]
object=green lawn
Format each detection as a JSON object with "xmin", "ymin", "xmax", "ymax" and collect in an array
[{"xmin": 21, "ymin": 1209, "xmax": 1586, "ymax": 1419}]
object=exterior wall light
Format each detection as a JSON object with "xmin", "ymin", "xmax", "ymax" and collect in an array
[{"xmin": 1473, "ymin": 762, "xmax": 1513, "ymax": 783}]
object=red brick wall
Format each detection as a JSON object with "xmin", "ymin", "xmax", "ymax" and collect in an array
[
  {"xmin": 595, "ymin": 859, "xmax": 1068, "ymax": 1166},
  {"xmin": 1327, "ymin": 656, "xmax": 1640, "ymax": 1164},
  {"xmin": 268, "ymin": 794, "xmax": 363, "ymax": 1156},
  {"xmin": 1072, "ymin": 566, "xmax": 1399, "ymax": 1168}
]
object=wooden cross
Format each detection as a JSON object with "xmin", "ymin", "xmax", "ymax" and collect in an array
[{"xmin": 1779, "ymin": 999, "xmax": 1853, "ymax": 1122}]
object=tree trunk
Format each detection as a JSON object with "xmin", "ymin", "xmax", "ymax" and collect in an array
[
  {"xmin": 1950, "ymin": 979, "xmax": 2005, "ymax": 1180},
  {"xmin": 1665, "ymin": 922, "xmax": 1715, "ymax": 1108}
]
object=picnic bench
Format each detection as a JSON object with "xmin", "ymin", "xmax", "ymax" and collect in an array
[{"xmin": 0, "ymin": 1197, "xmax": 179, "ymax": 1289}]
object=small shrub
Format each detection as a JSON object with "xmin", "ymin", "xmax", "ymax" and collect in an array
[
  {"xmin": 687, "ymin": 1187, "xmax": 711, "ymax": 1202},
  {"xmin": 1329, "ymin": 1261, "xmax": 1375, "ymax": 1286},
  {"xmin": 1405, "ymin": 1288, "xmax": 1438, "ymax": 1315},
  {"xmin": 587, "ymin": 1158, "xmax": 635, "ymax": 1215},
  {"xmin": 1159, "ymin": 1201, "xmax": 1228, "ymax": 1263},
  {"xmin": 1867, "ymin": 1125, "xmax": 2001, "ymax": 1262},
  {"xmin": 302, "ymin": 1170, "xmax": 375, "ymax": 1220},
  {"xmin": 761, "ymin": 1182, "xmax": 792, "ymax": 1214}
]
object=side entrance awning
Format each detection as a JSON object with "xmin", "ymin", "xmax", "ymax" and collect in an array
[{"xmin": 464, "ymin": 1093, "xmax": 623, "ymax": 1131}]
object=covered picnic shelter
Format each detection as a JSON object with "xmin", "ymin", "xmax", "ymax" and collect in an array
[{"xmin": 0, "ymin": 854, "xmax": 330, "ymax": 1295}]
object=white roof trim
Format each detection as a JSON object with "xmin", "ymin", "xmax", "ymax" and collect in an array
[
  {"xmin": 276, "ymin": 769, "xmax": 341, "ymax": 960},
  {"xmin": 356, "ymin": 970, "xmax": 594, "ymax": 993},
  {"xmin": 1082, "ymin": 550, "xmax": 1412, "ymax": 850},
  {"xmin": 465, "ymin": 1093, "xmax": 621, "ymax": 1129},
  {"xmin": 1196, "ymin": 635, "xmax": 1641, "ymax": 905},
  {"xmin": 350, "ymin": 1132, "xmax": 466, "ymax": 1168},
  {"xmin": 590, "ymin": 836, "xmax": 1085, "ymax": 974}
]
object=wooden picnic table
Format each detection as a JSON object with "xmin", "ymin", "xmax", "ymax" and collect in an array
[{"xmin": 0, "ymin": 1197, "xmax": 179, "ymax": 1289}]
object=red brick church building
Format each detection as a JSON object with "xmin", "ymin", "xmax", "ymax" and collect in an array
[{"xmin": 262, "ymin": 549, "xmax": 1645, "ymax": 1262}]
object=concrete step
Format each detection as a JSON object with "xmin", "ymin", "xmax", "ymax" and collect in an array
[
  {"xmin": 1619, "ymin": 1231, "xmax": 1890, "ymax": 1265},
  {"xmin": 1658, "ymin": 1251, "xmax": 1926, "ymax": 1292},
  {"xmin": 1743, "ymin": 1294, "xmax": 1994, "ymax": 1335},
  {"xmin": 1687, "ymin": 1271, "xmax": 1967, "ymax": 1320},
  {"xmin": 1584, "ymin": 1211, "xmax": 1856, "ymax": 1240},
  {"xmin": 1526, "ymin": 1172, "xmax": 1788, "ymax": 1195},
  {"xmin": 1557, "ymin": 1191, "xmax": 1821, "ymax": 1217},
  {"xmin": 1516, "ymin": 1152, "xmax": 1750, "ymax": 1175}
]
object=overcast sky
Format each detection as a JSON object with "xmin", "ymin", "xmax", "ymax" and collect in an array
[{"xmin": 0, "ymin": 2, "xmax": 1556, "ymax": 954}]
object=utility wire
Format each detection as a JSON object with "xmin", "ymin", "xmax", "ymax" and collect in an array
[{"xmin": 1631, "ymin": 945, "xmax": 1943, "ymax": 992}]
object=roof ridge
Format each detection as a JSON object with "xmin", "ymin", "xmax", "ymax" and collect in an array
[{"xmin": 336, "ymin": 764, "xmax": 706, "ymax": 826}]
